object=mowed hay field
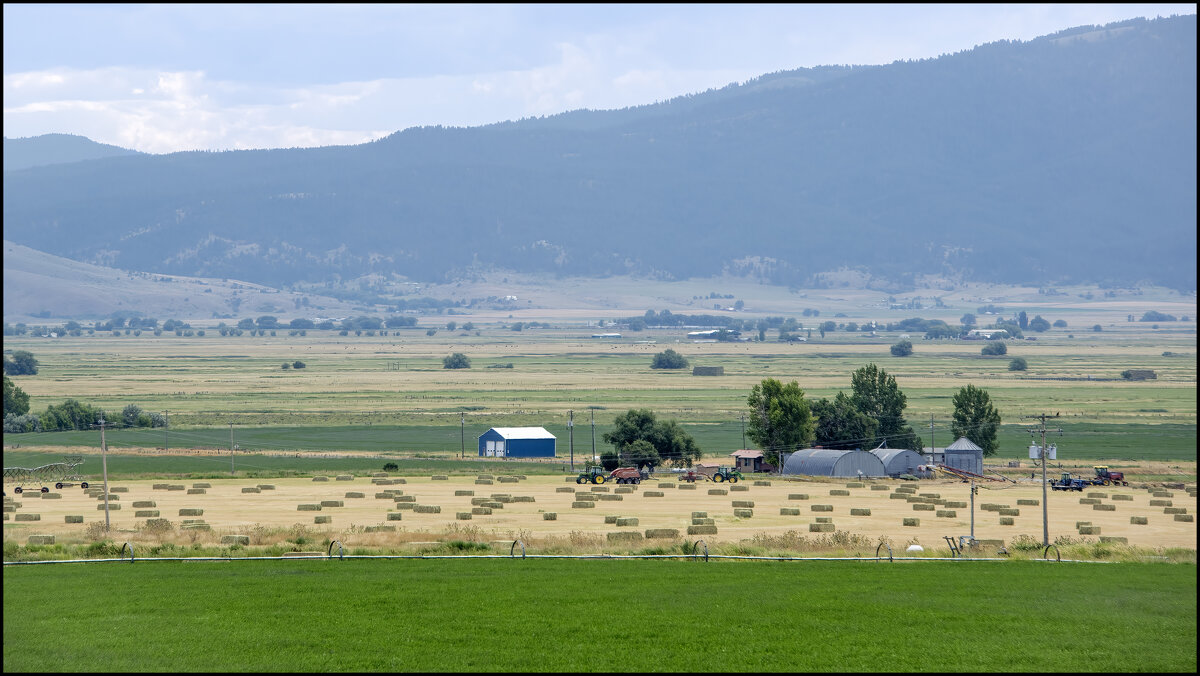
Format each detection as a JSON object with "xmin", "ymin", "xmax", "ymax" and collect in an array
[{"xmin": 5, "ymin": 474, "xmax": 1196, "ymax": 551}]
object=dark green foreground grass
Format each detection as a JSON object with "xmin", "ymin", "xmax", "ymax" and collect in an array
[{"xmin": 3, "ymin": 559, "xmax": 1195, "ymax": 672}]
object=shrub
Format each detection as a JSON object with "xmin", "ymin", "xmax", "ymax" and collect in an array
[
  {"xmin": 443, "ymin": 353, "xmax": 471, "ymax": 369},
  {"xmin": 981, "ymin": 341, "xmax": 1007, "ymax": 356},
  {"xmin": 292, "ymin": 361, "xmax": 305, "ymax": 369},
  {"xmin": 1092, "ymin": 324, "xmax": 1103, "ymax": 332},
  {"xmin": 281, "ymin": 362, "xmax": 291, "ymax": 369},
  {"xmin": 650, "ymin": 349, "xmax": 689, "ymax": 369},
  {"xmin": 890, "ymin": 340, "xmax": 913, "ymax": 357},
  {"xmin": 1052, "ymin": 319, "xmax": 1067, "ymax": 328},
  {"xmin": 1009, "ymin": 357, "xmax": 1027, "ymax": 371}
]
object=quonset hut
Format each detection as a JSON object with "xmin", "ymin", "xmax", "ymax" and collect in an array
[
  {"xmin": 781, "ymin": 449, "xmax": 886, "ymax": 478},
  {"xmin": 870, "ymin": 448, "xmax": 924, "ymax": 477},
  {"xmin": 477, "ymin": 427, "xmax": 556, "ymax": 458}
]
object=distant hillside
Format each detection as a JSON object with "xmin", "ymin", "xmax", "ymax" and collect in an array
[
  {"xmin": 3, "ymin": 133, "xmax": 144, "ymax": 171},
  {"xmin": 2, "ymin": 16, "xmax": 1195, "ymax": 290}
]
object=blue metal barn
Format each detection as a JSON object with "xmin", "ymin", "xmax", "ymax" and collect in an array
[{"xmin": 477, "ymin": 427, "xmax": 557, "ymax": 458}]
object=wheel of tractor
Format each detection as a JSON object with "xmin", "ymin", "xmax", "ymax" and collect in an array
[
  {"xmin": 576, "ymin": 476, "xmax": 585, "ymax": 484},
  {"xmin": 14, "ymin": 487, "xmax": 22, "ymax": 494},
  {"xmin": 634, "ymin": 478, "xmax": 641, "ymax": 484},
  {"xmin": 1102, "ymin": 479, "xmax": 1111, "ymax": 486},
  {"xmin": 81, "ymin": 482, "xmax": 89, "ymax": 489},
  {"xmin": 729, "ymin": 476, "xmax": 739, "ymax": 483},
  {"xmin": 594, "ymin": 475, "xmax": 606, "ymax": 484},
  {"xmin": 56, "ymin": 482, "xmax": 64, "ymax": 490},
  {"xmin": 41, "ymin": 486, "xmax": 49, "ymax": 493},
  {"xmin": 713, "ymin": 474, "xmax": 724, "ymax": 483}
]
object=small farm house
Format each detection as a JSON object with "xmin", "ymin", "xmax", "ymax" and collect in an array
[
  {"xmin": 780, "ymin": 449, "xmax": 886, "ymax": 478},
  {"xmin": 477, "ymin": 427, "xmax": 556, "ymax": 458}
]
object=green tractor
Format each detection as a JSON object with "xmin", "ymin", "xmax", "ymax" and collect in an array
[
  {"xmin": 575, "ymin": 466, "xmax": 609, "ymax": 484},
  {"xmin": 709, "ymin": 466, "xmax": 744, "ymax": 483}
]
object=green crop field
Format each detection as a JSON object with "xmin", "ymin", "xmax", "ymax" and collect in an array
[{"xmin": 3, "ymin": 559, "xmax": 1195, "ymax": 672}]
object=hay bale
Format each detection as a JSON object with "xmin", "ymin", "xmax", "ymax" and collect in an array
[
  {"xmin": 606, "ymin": 531, "xmax": 644, "ymax": 543},
  {"xmin": 222, "ymin": 535, "xmax": 250, "ymax": 546},
  {"xmin": 319, "ymin": 516, "xmax": 336, "ymax": 524},
  {"xmin": 96, "ymin": 493, "xmax": 120, "ymax": 500},
  {"xmin": 297, "ymin": 504, "xmax": 322, "ymax": 511},
  {"xmin": 687, "ymin": 525, "xmax": 718, "ymax": 535},
  {"xmin": 394, "ymin": 495, "xmax": 416, "ymax": 502},
  {"xmin": 386, "ymin": 512, "xmax": 404, "ymax": 521},
  {"xmin": 850, "ymin": 508, "xmax": 872, "ymax": 516},
  {"xmin": 371, "ymin": 472, "xmax": 389, "ymax": 478},
  {"xmin": 513, "ymin": 496, "xmax": 536, "ymax": 503},
  {"xmin": 497, "ymin": 477, "xmax": 519, "ymax": 483},
  {"xmin": 919, "ymin": 493, "xmax": 941, "ymax": 499},
  {"xmin": 1078, "ymin": 525, "xmax": 1101, "ymax": 535},
  {"xmin": 320, "ymin": 500, "xmax": 344, "ymax": 508},
  {"xmin": 1079, "ymin": 498, "xmax": 1101, "ymax": 505},
  {"xmin": 134, "ymin": 510, "xmax": 160, "ymax": 517},
  {"xmin": 1093, "ymin": 504, "xmax": 1116, "ymax": 511},
  {"xmin": 241, "ymin": 487, "xmax": 260, "ymax": 494},
  {"xmin": 845, "ymin": 482, "xmax": 864, "ymax": 488},
  {"xmin": 556, "ymin": 487, "xmax": 575, "ymax": 493},
  {"xmin": 730, "ymin": 485, "xmax": 749, "ymax": 492},
  {"xmin": 815, "ymin": 517, "xmax": 832, "ymax": 524},
  {"xmin": 109, "ymin": 487, "xmax": 129, "ymax": 493},
  {"xmin": 574, "ymin": 493, "xmax": 597, "ymax": 501},
  {"xmin": 692, "ymin": 511, "xmax": 709, "ymax": 518},
  {"xmin": 590, "ymin": 486, "xmax": 610, "ymax": 493},
  {"xmin": 1152, "ymin": 491, "xmax": 1173, "ymax": 497},
  {"xmin": 789, "ymin": 494, "xmax": 810, "ymax": 500},
  {"xmin": 192, "ymin": 483, "xmax": 211, "ymax": 489},
  {"xmin": 27, "ymin": 535, "xmax": 55, "ymax": 545},
  {"xmin": 1163, "ymin": 507, "xmax": 1187, "ymax": 514},
  {"xmin": 999, "ymin": 517, "xmax": 1015, "ymax": 525},
  {"xmin": 644, "ymin": 491, "xmax": 665, "ymax": 497},
  {"xmin": 167, "ymin": 485, "xmax": 185, "ymax": 491},
  {"xmin": 543, "ymin": 512, "xmax": 558, "ymax": 520},
  {"xmin": 456, "ymin": 490, "xmax": 476, "ymax": 497},
  {"xmin": 181, "ymin": 523, "xmax": 211, "ymax": 531},
  {"xmin": 780, "ymin": 508, "xmax": 801, "ymax": 516},
  {"xmin": 1087, "ymin": 492, "xmax": 1107, "ymax": 499},
  {"xmin": 733, "ymin": 508, "xmax": 753, "ymax": 518},
  {"xmin": 616, "ymin": 517, "xmax": 640, "ymax": 526},
  {"xmin": 809, "ymin": 523, "xmax": 835, "ymax": 532},
  {"xmin": 475, "ymin": 479, "xmax": 494, "ymax": 485},
  {"xmin": 894, "ymin": 486, "xmax": 917, "ymax": 494},
  {"xmin": 657, "ymin": 482, "xmax": 676, "ymax": 489},
  {"xmin": 1100, "ymin": 536, "xmax": 1128, "ymax": 544},
  {"xmin": 181, "ymin": 519, "xmax": 206, "ymax": 524},
  {"xmin": 912, "ymin": 503, "xmax": 935, "ymax": 511},
  {"xmin": 482, "ymin": 501, "xmax": 504, "ymax": 509},
  {"xmin": 732, "ymin": 500, "xmax": 755, "ymax": 508},
  {"xmin": 456, "ymin": 512, "xmax": 473, "ymax": 520},
  {"xmin": 1017, "ymin": 499, "xmax": 1039, "ymax": 506},
  {"xmin": 902, "ymin": 518, "xmax": 920, "ymax": 526},
  {"xmin": 431, "ymin": 475, "xmax": 448, "ymax": 481},
  {"xmin": 936, "ymin": 510, "xmax": 957, "ymax": 518},
  {"xmin": 906, "ymin": 497, "xmax": 926, "ymax": 503},
  {"xmin": 1149, "ymin": 499, "xmax": 1172, "ymax": 507},
  {"xmin": 97, "ymin": 504, "xmax": 121, "ymax": 510},
  {"xmin": 372, "ymin": 478, "xmax": 394, "ymax": 485},
  {"xmin": 376, "ymin": 492, "xmax": 395, "ymax": 499},
  {"xmin": 754, "ymin": 480, "xmax": 772, "ymax": 487},
  {"xmin": 413, "ymin": 505, "xmax": 441, "ymax": 513},
  {"xmin": 645, "ymin": 528, "xmax": 679, "ymax": 539},
  {"xmin": 706, "ymin": 489, "xmax": 728, "ymax": 496},
  {"xmin": 42, "ymin": 493, "xmax": 62, "ymax": 500},
  {"xmin": 477, "ymin": 475, "xmax": 494, "ymax": 480},
  {"xmin": 999, "ymin": 508, "xmax": 1020, "ymax": 516},
  {"xmin": 335, "ymin": 475, "xmax": 354, "ymax": 481},
  {"xmin": 312, "ymin": 476, "xmax": 329, "ymax": 482},
  {"xmin": 365, "ymin": 525, "xmax": 396, "ymax": 532},
  {"xmin": 393, "ymin": 478, "xmax": 407, "ymax": 484},
  {"xmin": 1173, "ymin": 514, "xmax": 1194, "ymax": 522},
  {"xmin": 153, "ymin": 483, "xmax": 169, "ymax": 490},
  {"xmin": 1111, "ymin": 494, "xmax": 1133, "ymax": 501},
  {"xmin": 472, "ymin": 507, "xmax": 493, "ymax": 515},
  {"xmin": 129, "ymin": 500, "xmax": 156, "ymax": 509},
  {"xmin": 811, "ymin": 504, "xmax": 833, "ymax": 512},
  {"xmin": 678, "ymin": 484, "xmax": 697, "ymax": 490},
  {"xmin": 178, "ymin": 508, "xmax": 204, "ymax": 516},
  {"xmin": 829, "ymin": 489, "xmax": 850, "ymax": 496},
  {"xmin": 64, "ymin": 515, "xmax": 84, "ymax": 523},
  {"xmin": 871, "ymin": 484, "xmax": 890, "ymax": 491},
  {"xmin": 345, "ymin": 492, "xmax": 365, "ymax": 499},
  {"xmin": 604, "ymin": 515, "xmax": 620, "ymax": 524},
  {"xmin": 889, "ymin": 494, "xmax": 910, "ymax": 500},
  {"xmin": 1077, "ymin": 521, "xmax": 1093, "ymax": 528},
  {"xmin": 571, "ymin": 501, "xmax": 596, "ymax": 508}
]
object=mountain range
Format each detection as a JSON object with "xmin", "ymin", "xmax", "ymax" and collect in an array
[{"xmin": 3, "ymin": 15, "xmax": 1196, "ymax": 292}]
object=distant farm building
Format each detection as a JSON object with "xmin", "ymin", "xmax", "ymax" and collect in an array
[
  {"xmin": 477, "ymin": 427, "xmax": 556, "ymax": 458},
  {"xmin": 729, "ymin": 449, "xmax": 772, "ymax": 473},
  {"xmin": 965, "ymin": 329, "xmax": 1009, "ymax": 340},
  {"xmin": 781, "ymin": 449, "xmax": 887, "ymax": 478},
  {"xmin": 923, "ymin": 437, "xmax": 984, "ymax": 475},
  {"xmin": 591, "ymin": 333, "xmax": 622, "ymax": 338},
  {"xmin": 870, "ymin": 448, "xmax": 924, "ymax": 477}
]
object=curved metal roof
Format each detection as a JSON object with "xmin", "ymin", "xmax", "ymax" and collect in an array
[
  {"xmin": 870, "ymin": 448, "xmax": 924, "ymax": 475},
  {"xmin": 782, "ymin": 448, "xmax": 886, "ymax": 477}
]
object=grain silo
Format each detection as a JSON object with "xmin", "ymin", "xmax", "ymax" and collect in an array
[
  {"xmin": 942, "ymin": 437, "xmax": 984, "ymax": 475},
  {"xmin": 870, "ymin": 448, "xmax": 924, "ymax": 477},
  {"xmin": 781, "ymin": 449, "xmax": 887, "ymax": 478}
]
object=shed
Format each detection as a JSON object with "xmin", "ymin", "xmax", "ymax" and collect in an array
[
  {"xmin": 477, "ymin": 427, "xmax": 556, "ymax": 458},
  {"xmin": 780, "ymin": 449, "xmax": 886, "ymax": 478},
  {"xmin": 729, "ymin": 450, "xmax": 773, "ymax": 473},
  {"xmin": 870, "ymin": 448, "xmax": 924, "ymax": 477}
]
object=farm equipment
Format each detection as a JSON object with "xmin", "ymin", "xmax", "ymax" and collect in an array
[
  {"xmin": 575, "ymin": 466, "xmax": 647, "ymax": 484},
  {"xmin": 1049, "ymin": 472, "xmax": 1086, "ymax": 491},
  {"xmin": 3, "ymin": 456, "xmax": 89, "ymax": 495},
  {"xmin": 1092, "ymin": 466, "xmax": 1128, "ymax": 486},
  {"xmin": 677, "ymin": 466, "xmax": 743, "ymax": 483}
]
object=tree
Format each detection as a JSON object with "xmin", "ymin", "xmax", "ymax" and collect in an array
[
  {"xmin": 746, "ymin": 378, "xmax": 815, "ymax": 469},
  {"xmin": 602, "ymin": 408, "xmax": 701, "ymax": 467},
  {"xmin": 1052, "ymin": 319, "xmax": 1067, "ymax": 328},
  {"xmin": 442, "ymin": 353, "xmax": 471, "ymax": 369},
  {"xmin": 1028, "ymin": 315, "xmax": 1051, "ymax": 332},
  {"xmin": 237, "ymin": 318, "xmax": 256, "ymax": 330},
  {"xmin": 3, "ymin": 375, "xmax": 30, "ymax": 416},
  {"xmin": 256, "ymin": 316, "xmax": 280, "ymax": 329},
  {"xmin": 292, "ymin": 360, "xmax": 306, "ymax": 369},
  {"xmin": 121, "ymin": 403, "xmax": 148, "ymax": 428},
  {"xmin": 981, "ymin": 341, "xmax": 1007, "ymax": 356},
  {"xmin": 849, "ymin": 364, "xmax": 922, "ymax": 450},
  {"xmin": 951, "ymin": 384, "xmax": 1002, "ymax": 456},
  {"xmin": 960, "ymin": 313, "xmax": 977, "ymax": 327},
  {"xmin": 890, "ymin": 340, "xmax": 913, "ymax": 356},
  {"xmin": 1092, "ymin": 324, "xmax": 1103, "ymax": 332},
  {"xmin": 811, "ymin": 391, "xmax": 878, "ymax": 450},
  {"xmin": 1009, "ymin": 357, "xmax": 1028, "ymax": 371},
  {"xmin": 3, "ymin": 350, "xmax": 39, "ymax": 376},
  {"xmin": 282, "ymin": 362, "xmax": 291, "ymax": 369},
  {"xmin": 289, "ymin": 318, "xmax": 315, "ymax": 329},
  {"xmin": 650, "ymin": 349, "xmax": 689, "ymax": 369},
  {"xmin": 1018, "ymin": 311, "xmax": 1028, "ymax": 329}
]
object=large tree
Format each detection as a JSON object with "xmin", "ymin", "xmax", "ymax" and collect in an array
[
  {"xmin": 3, "ymin": 375, "xmax": 30, "ymax": 416},
  {"xmin": 3, "ymin": 350, "xmax": 38, "ymax": 376},
  {"xmin": 602, "ymin": 408, "xmax": 702, "ymax": 468},
  {"xmin": 746, "ymin": 378, "xmax": 815, "ymax": 469},
  {"xmin": 849, "ymin": 364, "xmax": 923, "ymax": 450},
  {"xmin": 811, "ymin": 391, "xmax": 879, "ymax": 450},
  {"xmin": 951, "ymin": 384, "xmax": 1002, "ymax": 457}
]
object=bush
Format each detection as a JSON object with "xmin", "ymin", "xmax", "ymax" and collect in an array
[
  {"xmin": 1092, "ymin": 324, "xmax": 1103, "ymax": 332},
  {"xmin": 1009, "ymin": 357, "xmax": 1028, "ymax": 371},
  {"xmin": 890, "ymin": 340, "xmax": 913, "ymax": 357},
  {"xmin": 281, "ymin": 362, "xmax": 291, "ymax": 369},
  {"xmin": 382, "ymin": 462, "xmax": 399, "ymax": 472},
  {"xmin": 292, "ymin": 361, "xmax": 305, "ymax": 369},
  {"xmin": 1052, "ymin": 319, "xmax": 1067, "ymax": 328},
  {"xmin": 1140, "ymin": 311, "xmax": 1177, "ymax": 322},
  {"xmin": 650, "ymin": 349, "xmax": 689, "ymax": 369},
  {"xmin": 981, "ymin": 341, "xmax": 1007, "ymax": 356},
  {"xmin": 443, "ymin": 353, "xmax": 471, "ymax": 369}
]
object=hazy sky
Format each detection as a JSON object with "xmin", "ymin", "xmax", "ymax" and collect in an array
[{"xmin": 4, "ymin": 3, "xmax": 1194, "ymax": 153}]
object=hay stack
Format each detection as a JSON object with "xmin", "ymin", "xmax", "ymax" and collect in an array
[
  {"xmin": 543, "ymin": 512, "xmax": 558, "ymax": 520},
  {"xmin": 65, "ymin": 515, "xmax": 84, "ymax": 523}
]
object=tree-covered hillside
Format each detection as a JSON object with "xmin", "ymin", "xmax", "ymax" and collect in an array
[{"xmin": 2, "ymin": 16, "xmax": 1195, "ymax": 290}]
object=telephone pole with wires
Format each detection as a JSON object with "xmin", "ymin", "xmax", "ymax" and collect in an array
[{"xmin": 1025, "ymin": 412, "xmax": 1062, "ymax": 547}]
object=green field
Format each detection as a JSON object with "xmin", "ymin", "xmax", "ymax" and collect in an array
[{"xmin": 3, "ymin": 559, "xmax": 1194, "ymax": 672}]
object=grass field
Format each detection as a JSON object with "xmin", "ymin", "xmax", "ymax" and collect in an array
[{"xmin": 3, "ymin": 558, "xmax": 1195, "ymax": 672}]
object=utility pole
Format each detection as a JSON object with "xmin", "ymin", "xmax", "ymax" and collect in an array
[
  {"xmin": 99, "ymin": 418, "xmax": 111, "ymax": 531},
  {"xmin": 590, "ymin": 408, "xmax": 595, "ymax": 460},
  {"xmin": 929, "ymin": 414, "xmax": 935, "ymax": 467},
  {"xmin": 1026, "ymin": 413, "xmax": 1062, "ymax": 547},
  {"xmin": 460, "ymin": 412, "xmax": 465, "ymax": 460},
  {"xmin": 164, "ymin": 410, "xmax": 169, "ymax": 452},
  {"xmin": 568, "ymin": 410, "xmax": 574, "ymax": 469},
  {"xmin": 739, "ymin": 413, "xmax": 746, "ymax": 450},
  {"xmin": 970, "ymin": 480, "xmax": 976, "ymax": 540},
  {"xmin": 230, "ymin": 423, "xmax": 235, "ymax": 475}
]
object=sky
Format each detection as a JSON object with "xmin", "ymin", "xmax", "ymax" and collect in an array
[{"xmin": 4, "ymin": 3, "xmax": 1195, "ymax": 154}]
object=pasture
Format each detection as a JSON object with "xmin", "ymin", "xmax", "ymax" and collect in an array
[{"xmin": 3, "ymin": 558, "xmax": 1195, "ymax": 672}]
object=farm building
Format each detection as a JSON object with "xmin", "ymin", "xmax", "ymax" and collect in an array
[
  {"xmin": 870, "ymin": 448, "xmax": 924, "ymax": 477},
  {"xmin": 780, "ymin": 449, "xmax": 887, "ymax": 478},
  {"xmin": 729, "ymin": 449, "xmax": 773, "ymax": 473},
  {"xmin": 477, "ymin": 427, "xmax": 556, "ymax": 458},
  {"xmin": 922, "ymin": 437, "xmax": 984, "ymax": 475}
]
